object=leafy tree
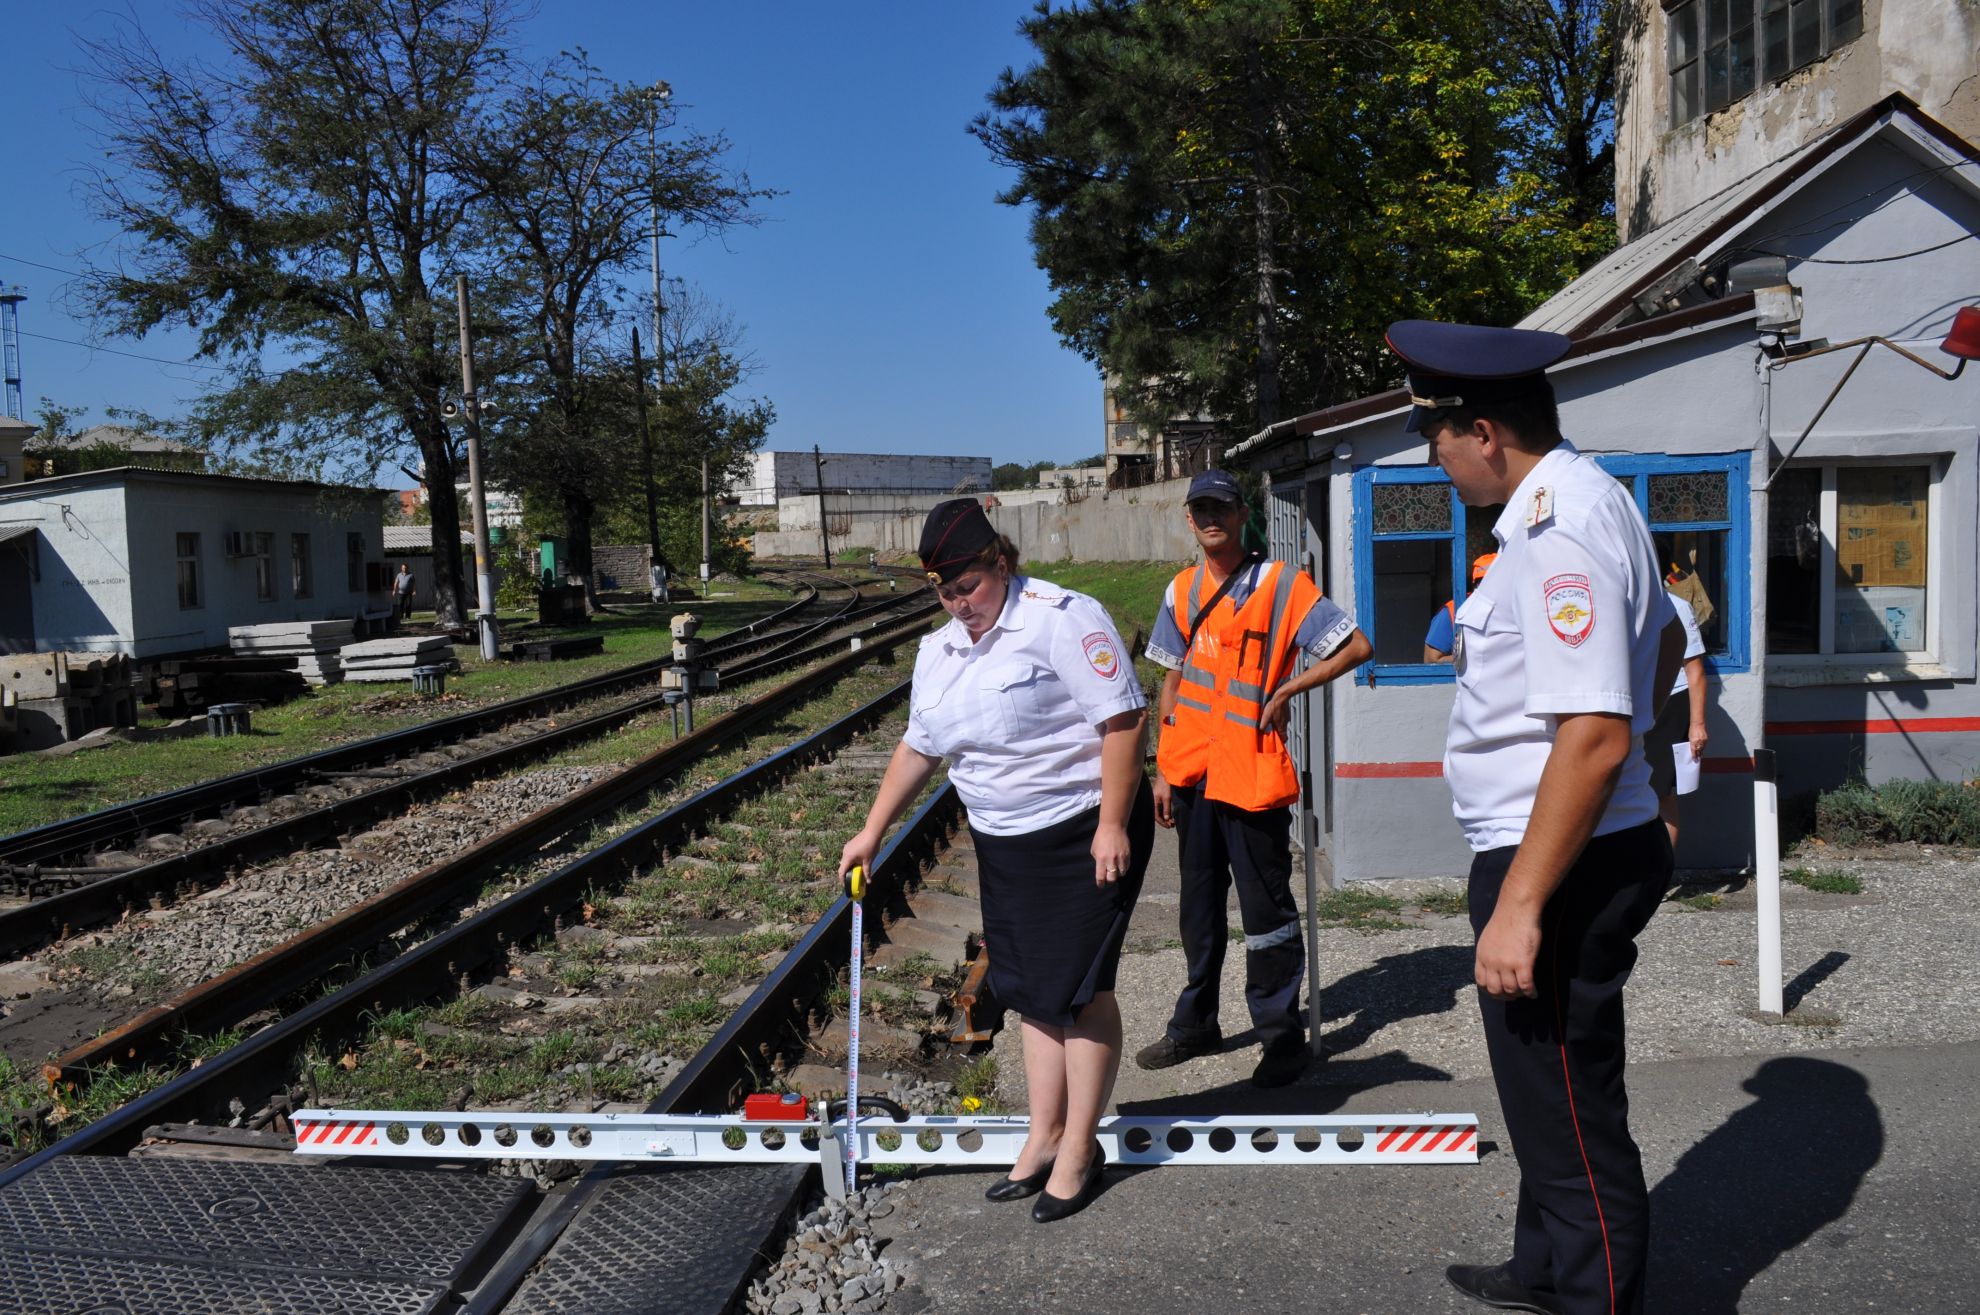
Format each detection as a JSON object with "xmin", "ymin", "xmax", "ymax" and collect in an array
[
  {"xmin": 468, "ymin": 54, "xmax": 769, "ymax": 610},
  {"xmin": 973, "ymin": 0, "xmax": 1617, "ymax": 436},
  {"xmin": 79, "ymin": 0, "xmax": 517, "ymax": 625}
]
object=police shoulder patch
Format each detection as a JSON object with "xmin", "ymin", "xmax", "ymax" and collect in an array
[
  {"xmin": 1543, "ymin": 573, "xmax": 1595, "ymax": 647},
  {"xmin": 1081, "ymin": 631, "xmax": 1121, "ymax": 679}
]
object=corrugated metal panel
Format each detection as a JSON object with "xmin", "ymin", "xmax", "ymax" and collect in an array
[{"xmin": 1267, "ymin": 480, "xmax": 1310, "ymax": 789}]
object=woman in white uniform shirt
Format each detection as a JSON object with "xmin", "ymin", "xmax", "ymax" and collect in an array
[{"xmin": 839, "ymin": 499, "xmax": 1152, "ymax": 1224}]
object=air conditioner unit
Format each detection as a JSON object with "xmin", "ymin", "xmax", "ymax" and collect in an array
[{"xmin": 222, "ymin": 531, "xmax": 249, "ymax": 558}]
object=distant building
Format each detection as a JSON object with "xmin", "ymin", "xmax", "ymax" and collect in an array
[
  {"xmin": 1036, "ymin": 465, "xmax": 1104, "ymax": 489},
  {"xmin": 735, "ymin": 451, "xmax": 992, "ymax": 509},
  {"xmin": 0, "ymin": 467, "xmax": 390, "ymax": 658},
  {"xmin": 0, "ymin": 415, "xmax": 30, "ymax": 487},
  {"xmin": 1101, "ymin": 375, "xmax": 1225, "ymax": 490},
  {"xmin": 23, "ymin": 423, "xmax": 206, "ymax": 479}
]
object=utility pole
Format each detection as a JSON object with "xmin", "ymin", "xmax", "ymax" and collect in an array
[
  {"xmin": 647, "ymin": 79, "xmax": 708, "ymax": 589},
  {"xmin": 631, "ymin": 327, "xmax": 664, "ymax": 601},
  {"xmin": 454, "ymin": 275, "xmax": 499, "ymax": 661},
  {"xmin": 813, "ymin": 445, "xmax": 831, "ymax": 569}
]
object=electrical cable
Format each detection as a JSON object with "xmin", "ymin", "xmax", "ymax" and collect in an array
[{"xmin": 16, "ymin": 328, "xmax": 224, "ymax": 372}]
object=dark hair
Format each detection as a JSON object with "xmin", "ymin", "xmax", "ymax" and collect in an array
[
  {"xmin": 1432, "ymin": 380, "xmax": 1561, "ymax": 450},
  {"xmin": 967, "ymin": 533, "xmax": 1021, "ymax": 576}
]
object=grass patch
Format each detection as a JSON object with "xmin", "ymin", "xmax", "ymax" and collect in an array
[
  {"xmin": 1416, "ymin": 890, "xmax": 1468, "ymax": 918},
  {"xmin": 1312, "ymin": 888, "xmax": 1411, "ymax": 932},
  {"xmin": 1814, "ymin": 778, "xmax": 1980, "ymax": 848},
  {"xmin": 0, "ymin": 593, "xmax": 812, "ymax": 836},
  {"xmin": 1784, "ymin": 866, "xmax": 1864, "ymax": 895},
  {"xmin": 1674, "ymin": 892, "xmax": 1722, "ymax": 911}
]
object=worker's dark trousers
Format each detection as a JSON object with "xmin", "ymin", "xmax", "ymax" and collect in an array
[
  {"xmin": 1164, "ymin": 784, "xmax": 1305, "ymax": 1056},
  {"xmin": 1469, "ymin": 819, "xmax": 1672, "ymax": 1315}
]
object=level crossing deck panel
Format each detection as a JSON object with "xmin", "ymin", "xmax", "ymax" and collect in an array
[
  {"xmin": 508, "ymin": 1163, "xmax": 807, "ymax": 1314},
  {"xmin": 0, "ymin": 1247, "xmax": 447, "ymax": 1315},
  {"xmin": 0, "ymin": 1157, "xmax": 531, "ymax": 1311}
]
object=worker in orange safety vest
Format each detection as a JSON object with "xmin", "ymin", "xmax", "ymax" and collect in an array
[{"xmin": 1135, "ymin": 468, "xmax": 1371, "ymax": 1088}]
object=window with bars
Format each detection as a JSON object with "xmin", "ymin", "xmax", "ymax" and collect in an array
[
  {"xmin": 1668, "ymin": 0, "xmax": 1861, "ymax": 126},
  {"xmin": 291, "ymin": 533, "xmax": 314, "ymax": 599},
  {"xmin": 176, "ymin": 533, "xmax": 202, "ymax": 610},
  {"xmin": 1353, "ymin": 454, "xmax": 1750, "ymax": 684}
]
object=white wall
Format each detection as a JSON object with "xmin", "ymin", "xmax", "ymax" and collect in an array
[
  {"xmin": 737, "ymin": 451, "xmax": 993, "ymax": 507},
  {"xmin": 1, "ymin": 475, "xmax": 389, "ymax": 657}
]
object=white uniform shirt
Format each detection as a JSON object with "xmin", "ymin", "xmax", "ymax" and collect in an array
[
  {"xmin": 904, "ymin": 577, "xmax": 1146, "ymax": 836},
  {"xmin": 1668, "ymin": 593, "xmax": 1705, "ymax": 697},
  {"xmin": 1446, "ymin": 442, "xmax": 1678, "ymax": 851}
]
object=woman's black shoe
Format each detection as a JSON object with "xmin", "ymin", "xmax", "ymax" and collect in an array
[
  {"xmin": 984, "ymin": 1160, "xmax": 1054, "ymax": 1203},
  {"xmin": 1030, "ymin": 1142, "xmax": 1105, "ymax": 1222}
]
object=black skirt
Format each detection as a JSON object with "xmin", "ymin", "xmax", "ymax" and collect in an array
[{"xmin": 970, "ymin": 779, "xmax": 1154, "ymax": 1026}]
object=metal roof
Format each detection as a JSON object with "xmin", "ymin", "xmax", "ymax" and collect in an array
[{"xmin": 0, "ymin": 524, "xmax": 36, "ymax": 545}]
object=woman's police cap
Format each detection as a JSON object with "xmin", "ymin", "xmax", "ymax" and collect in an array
[
  {"xmin": 919, "ymin": 498, "xmax": 997, "ymax": 583},
  {"xmin": 1384, "ymin": 320, "xmax": 1572, "ymax": 433}
]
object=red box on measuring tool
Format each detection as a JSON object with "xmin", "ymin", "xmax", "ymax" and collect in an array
[{"xmin": 743, "ymin": 1093, "xmax": 810, "ymax": 1121}]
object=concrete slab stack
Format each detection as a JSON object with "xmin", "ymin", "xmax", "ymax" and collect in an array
[
  {"xmin": 227, "ymin": 620, "xmax": 355, "ymax": 686},
  {"xmin": 336, "ymin": 635, "xmax": 458, "ymax": 683},
  {"xmin": 1, "ymin": 652, "xmax": 139, "ymax": 751}
]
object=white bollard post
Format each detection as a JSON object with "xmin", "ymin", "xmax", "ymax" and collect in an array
[{"xmin": 1753, "ymin": 749, "xmax": 1783, "ymax": 1014}]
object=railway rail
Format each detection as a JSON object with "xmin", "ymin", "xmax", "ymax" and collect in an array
[
  {"xmin": 0, "ymin": 568, "xmax": 899, "ymax": 878},
  {"xmin": 0, "ymin": 601, "xmax": 972, "ymax": 1307},
  {"xmin": 0, "ymin": 575, "xmax": 939, "ymax": 964}
]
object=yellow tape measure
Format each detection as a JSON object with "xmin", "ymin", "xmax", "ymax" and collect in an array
[{"xmin": 845, "ymin": 864, "xmax": 866, "ymax": 900}]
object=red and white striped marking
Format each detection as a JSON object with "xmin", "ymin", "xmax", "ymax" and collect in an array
[
  {"xmin": 292, "ymin": 1118, "xmax": 379, "ymax": 1149},
  {"xmin": 1374, "ymin": 1123, "xmax": 1476, "ymax": 1156}
]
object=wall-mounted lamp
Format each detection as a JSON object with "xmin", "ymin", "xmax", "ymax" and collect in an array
[
  {"xmin": 1332, "ymin": 442, "xmax": 1353, "ymax": 463},
  {"xmin": 1760, "ymin": 305, "xmax": 1980, "ymax": 489}
]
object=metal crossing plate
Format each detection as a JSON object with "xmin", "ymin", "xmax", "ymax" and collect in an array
[
  {"xmin": 0, "ymin": 1157, "xmax": 531, "ymax": 1312},
  {"xmin": 507, "ymin": 1164, "xmax": 808, "ymax": 1315},
  {"xmin": 0, "ymin": 1247, "xmax": 446, "ymax": 1315}
]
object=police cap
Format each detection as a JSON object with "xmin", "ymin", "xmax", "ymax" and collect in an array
[
  {"xmin": 918, "ymin": 498, "xmax": 997, "ymax": 583},
  {"xmin": 1384, "ymin": 319, "xmax": 1572, "ymax": 433}
]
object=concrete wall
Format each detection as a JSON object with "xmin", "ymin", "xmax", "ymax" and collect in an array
[
  {"xmin": 1615, "ymin": 0, "xmax": 1980, "ymax": 239},
  {"xmin": 752, "ymin": 478, "xmax": 1201, "ymax": 564},
  {"xmin": 590, "ymin": 544, "xmax": 653, "ymax": 591},
  {"xmin": 737, "ymin": 451, "xmax": 992, "ymax": 507}
]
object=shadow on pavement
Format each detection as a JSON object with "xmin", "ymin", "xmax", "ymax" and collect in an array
[{"xmin": 1648, "ymin": 1055, "xmax": 1881, "ymax": 1313}]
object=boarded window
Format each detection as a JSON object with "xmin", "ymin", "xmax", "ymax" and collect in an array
[{"xmin": 254, "ymin": 532, "xmax": 276, "ymax": 602}]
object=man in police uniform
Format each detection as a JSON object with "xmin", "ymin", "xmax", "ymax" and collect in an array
[
  {"xmin": 1386, "ymin": 321, "xmax": 1684, "ymax": 1315},
  {"xmin": 1136, "ymin": 469, "xmax": 1371, "ymax": 1088}
]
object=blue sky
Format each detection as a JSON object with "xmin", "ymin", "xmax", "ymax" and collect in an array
[{"xmin": 0, "ymin": 3, "xmax": 1101, "ymax": 480}]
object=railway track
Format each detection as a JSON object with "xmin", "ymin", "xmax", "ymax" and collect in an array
[
  {"xmin": 0, "ymin": 575, "xmax": 939, "ymax": 966},
  {"xmin": 2, "ymin": 601, "xmax": 973, "ymax": 1147},
  {"xmin": 0, "ymin": 617, "xmax": 974, "ymax": 1315},
  {"xmin": 0, "ymin": 568, "xmax": 883, "ymax": 879}
]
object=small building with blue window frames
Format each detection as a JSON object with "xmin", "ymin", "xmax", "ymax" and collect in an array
[{"xmin": 1228, "ymin": 94, "xmax": 1980, "ymax": 882}]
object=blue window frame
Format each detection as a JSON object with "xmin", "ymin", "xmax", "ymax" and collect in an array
[{"xmin": 1351, "ymin": 452, "xmax": 1750, "ymax": 685}]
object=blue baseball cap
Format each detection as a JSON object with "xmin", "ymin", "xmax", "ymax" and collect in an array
[
  {"xmin": 1384, "ymin": 320, "xmax": 1572, "ymax": 433},
  {"xmin": 1186, "ymin": 469, "xmax": 1242, "ymax": 504}
]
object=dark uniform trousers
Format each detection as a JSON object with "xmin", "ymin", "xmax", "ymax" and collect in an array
[
  {"xmin": 1469, "ymin": 819, "xmax": 1672, "ymax": 1315},
  {"xmin": 1164, "ymin": 782, "xmax": 1306, "ymax": 1056}
]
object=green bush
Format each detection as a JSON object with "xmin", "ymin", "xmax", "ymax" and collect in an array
[{"xmin": 1814, "ymin": 779, "xmax": 1980, "ymax": 847}]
